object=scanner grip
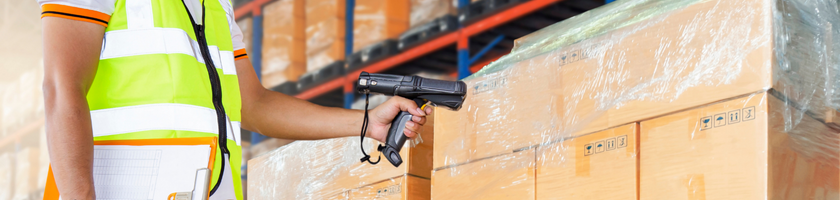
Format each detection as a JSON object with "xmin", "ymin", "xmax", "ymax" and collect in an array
[{"xmin": 384, "ymin": 111, "xmax": 412, "ymax": 167}]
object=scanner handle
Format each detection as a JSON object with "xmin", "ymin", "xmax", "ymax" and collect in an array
[{"xmin": 382, "ymin": 99, "xmax": 427, "ymax": 167}]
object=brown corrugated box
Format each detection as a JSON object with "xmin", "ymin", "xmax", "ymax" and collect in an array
[
  {"xmin": 431, "ymin": 149, "xmax": 536, "ymax": 200},
  {"xmin": 305, "ymin": 0, "xmax": 411, "ymax": 71},
  {"xmin": 261, "ymin": 0, "xmax": 306, "ymax": 87},
  {"xmin": 410, "ymin": 0, "xmax": 453, "ymax": 28},
  {"xmin": 349, "ymin": 175, "xmax": 430, "ymax": 200},
  {"xmin": 247, "ymin": 114, "xmax": 434, "ymax": 199},
  {"xmin": 305, "ymin": 0, "xmax": 345, "ymax": 71},
  {"xmin": 353, "ymin": 0, "xmax": 411, "ymax": 48},
  {"xmin": 536, "ymin": 123, "xmax": 638, "ymax": 200},
  {"xmin": 434, "ymin": 0, "xmax": 834, "ymax": 169},
  {"xmin": 640, "ymin": 91, "xmax": 840, "ymax": 199}
]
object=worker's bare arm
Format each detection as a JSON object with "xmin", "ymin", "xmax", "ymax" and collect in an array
[
  {"xmin": 235, "ymin": 59, "xmax": 430, "ymax": 142},
  {"xmin": 42, "ymin": 17, "xmax": 103, "ymax": 199}
]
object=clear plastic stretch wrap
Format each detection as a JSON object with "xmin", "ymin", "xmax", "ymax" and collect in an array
[
  {"xmin": 247, "ymin": 115, "xmax": 434, "ymax": 200},
  {"xmin": 432, "ymin": 0, "xmax": 840, "ymax": 199}
]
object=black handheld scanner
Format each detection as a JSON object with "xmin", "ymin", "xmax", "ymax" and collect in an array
[{"xmin": 357, "ymin": 72, "xmax": 467, "ymax": 167}]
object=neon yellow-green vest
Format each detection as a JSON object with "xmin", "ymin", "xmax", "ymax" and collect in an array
[{"xmin": 87, "ymin": 0, "xmax": 243, "ymax": 199}]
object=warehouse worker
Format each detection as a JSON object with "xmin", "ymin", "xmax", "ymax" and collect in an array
[{"xmin": 39, "ymin": 0, "xmax": 431, "ymax": 199}]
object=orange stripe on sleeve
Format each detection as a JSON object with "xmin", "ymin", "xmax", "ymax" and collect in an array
[
  {"xmin": 234, "ymin": 49, "xmax": 248, "ymax": 61},
  {"xmin": 41, "ymin": 4, "xmax": 110, "ymax": 27}
]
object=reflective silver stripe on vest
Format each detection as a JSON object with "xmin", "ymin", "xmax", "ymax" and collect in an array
[
  {"xmin": 111, "ymin": 0, "xmax": 237, "ymax": 75},
  {"xmin": 100, "ymin": 28, "xmax": 238, "ymax": 75},
  {"xmin": 90, "ymin": 103, "xmax": 242, "ymax": 145}
]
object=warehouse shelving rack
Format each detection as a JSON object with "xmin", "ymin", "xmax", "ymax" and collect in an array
[{"xmin": 233, "ymin": 0, "xmax": 604, "ymax": 152}]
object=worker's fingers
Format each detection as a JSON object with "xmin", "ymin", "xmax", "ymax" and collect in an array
[
  {"xmin": 411, "ymin": 116, "xmax": 426, "ymax": 126},
  {"xmin": 392, "ymin": 97, "xmax": 426, "ymax": 117},
  {"xmin": 425, "ymin": 107, "xmax": 433, "ymax": 115},
  {"xmin": 403, "ymin": 128, "xmax": 418, "ymax": 138},
  {"xmin": 404, "ymin": 121, "xmax": 421, "ymax": 138}
]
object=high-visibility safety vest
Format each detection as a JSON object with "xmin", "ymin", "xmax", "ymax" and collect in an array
[{"xmin": 84, "ymin": 0, "xmax": 244, "ymax": 199}]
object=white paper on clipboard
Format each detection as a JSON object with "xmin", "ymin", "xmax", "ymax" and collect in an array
[{"xmin": 57, "ymin": 145, "xmax": 213, "ymax": 200}]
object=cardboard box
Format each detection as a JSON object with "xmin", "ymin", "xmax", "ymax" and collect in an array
[
  {"xmin": 536, "ymin": 123, "xmax": 638, "ymax": 200},
  {"xmin": 353, "ymin": 0, "xmax": 410, "ymax": 49},
  {"xmin": 431, "ymin": 149, "xmax": 536, "ymax": 200},
  {"xmin": 249, "ymin": 138, "xmax": 295, "ymax": 158},
  {"xmin": 434, "ymin": 0, "xmax": 836, "ymax": 169},
  {"xmin": 247, "ymin": 114, "xmax": 434, "ymax": 199},
  {"xmin": 349, "ymin": 175, "xmax": 431, "ymax": 200},
  {"xmin": 327, "ymin": 191, "xmax": 350, "ymax": 200},
  {"xmin": 305, "ymin": 0, "xmax": 345, "ymax": 71},
  {"xmin": 640, "ymin": 91, "xmax": 840, "ymax": 199},
  {"xmin": 262, "ymin": 0, "xmax": 306, "ymax": 87},
  {"xmin": 410, "ymin": 0, "xmax": 453, "ymax": 28},
  {"xmin": 305, "ymin": 0, "xmax": 411, "ymax": 71}
]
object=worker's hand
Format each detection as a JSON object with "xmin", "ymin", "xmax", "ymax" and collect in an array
[{"xmin": 366, "ymin": 97, "xmax": 433, "ymax": 143}]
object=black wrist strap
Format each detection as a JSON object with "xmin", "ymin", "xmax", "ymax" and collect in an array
[{"xmin": 359, "ymin": 92, "xmax": 381, "ymax": 164}]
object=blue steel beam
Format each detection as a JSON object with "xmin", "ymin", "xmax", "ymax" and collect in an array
[
  {"xmin": 469, "ymin": 35, "xmax": 505, "ymax": 65},
  {"xmin": 250, "ymin": 9, "xmax": 269, "ymax": 146},
  {"xmin": 456, "ymin": 0, "xmax": 472, "ymax": 80},
  {"xmin": 344, "ymin": 0, "xmax": 356, "ymax": 109}
]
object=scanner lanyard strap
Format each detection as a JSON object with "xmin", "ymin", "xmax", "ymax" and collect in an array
[{"xmin": 359, "ymin": 92, "xmax": 383, "ymax": 165}]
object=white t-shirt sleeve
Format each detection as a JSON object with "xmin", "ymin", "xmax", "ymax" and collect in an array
[
  {"xmin": 230, "ymin": 19, "xmax": 247, "ymax": 52},
  {"xmin": 38, "ymin": 0, "xmax": 116, "ymax": 26}
]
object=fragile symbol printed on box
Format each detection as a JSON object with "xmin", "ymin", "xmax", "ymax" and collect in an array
[
  {"xmin": 473, "ymin": 77, "xmax": 507, "ymax": 95},
  {"xmin": 558, "ymin": 49, "xmax": 583, "ymax": 66},
  {"xmin": 584, "ymin": 135, "xmax": 627, "ymax": 156},
  {"xmin": 376, "ymin": 184, "xmax": 401, "ymax": 198},
  {"xmin": 714, "ymin": 113, "xmax": 726, "ymax": 127},
  {"xmin": 584, "ymin": 143, "xmax": 594, "ymax": 156},
  {"xmin": 700, "ymin": 107, "xmax": 755, "ymax": 131}
]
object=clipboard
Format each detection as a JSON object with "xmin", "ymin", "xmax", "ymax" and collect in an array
[{"xmin": 43, "ymin": 137, "xmax": 218, "ymax": 200}]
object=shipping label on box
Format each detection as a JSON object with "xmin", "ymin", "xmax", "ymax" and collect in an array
[
  {"xmin": 537, "ymin": 123, "xmax": 638, "ymax": 200},
  {"xmin": 640, "ymin": 91, "xmax": 840, "ymax": 199}
]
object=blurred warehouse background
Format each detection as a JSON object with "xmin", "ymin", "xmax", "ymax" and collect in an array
[{"xmin": 0, "ymin": 0, "xmax": 49, "ymax": 199}]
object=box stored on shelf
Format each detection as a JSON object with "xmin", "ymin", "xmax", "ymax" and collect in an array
[
  {"xmin": 431, "ymin": 149, "xmax": 536, "ymax": 199},
  {"xmin": 640, "ymin": 91, "xmax": 840, "ymax": 199},
  {"xmin": 409, "ymin": 0, "xmax": 454, "ymax": 28},
  {"xmin": 305, "ymin": 0, "xmax": 411, "ymax": 72},
  {"xmin": 261, "ymin": 0, "xmax": 306, "ymax": 88},
  {"xmin": 305, "ymin": 0, "xmax": 345, "ymax": 72},
  {"xmin": 536, "ymin": 123, "xmax": 638, "ymax": 200},
  {"xmin": 434, "ymin": 0, "xmax": 840, "ymax": 169},
  {"xmin": 247, "ymin": 114, "xmax": 434, "ymax": 199}
]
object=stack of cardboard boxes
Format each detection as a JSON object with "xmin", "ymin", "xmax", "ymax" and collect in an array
[
  {"xmin": 254, "ymin": 0, "xmax": 453, "ymax": 88},
  {"xmin": 305, "ymin": 0, "xmax": 412, "ymax": 72},
  {"xmin": 432, "ymin": 0, "xmax": 840, "ymax": 199},
  {"xmin": 261, "ymin": 0, "xmax": 306, "ymax": 88},
  {"xmin": 248, "ymin": 115, "xmax": 435, "ymax": 199},
  {"xmin": 304, "ymin": 0, "xmax": 346, "ymax": 72}
]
